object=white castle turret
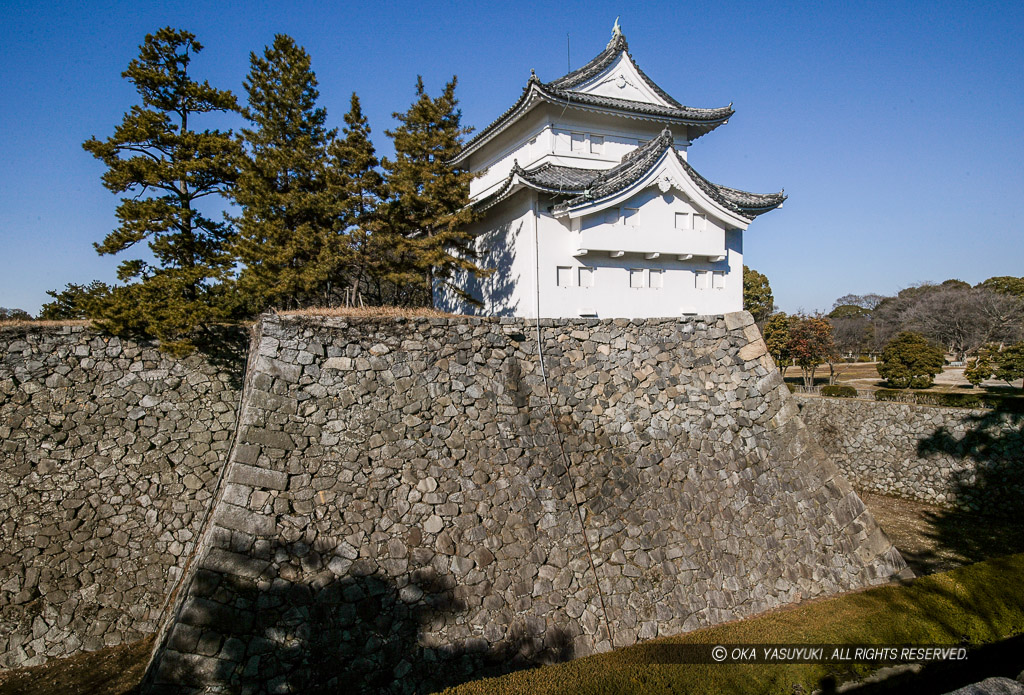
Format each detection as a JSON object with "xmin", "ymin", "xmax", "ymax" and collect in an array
[{"xmin": 437, "ymin": 21, "xmax": 785, "ymax": 318}]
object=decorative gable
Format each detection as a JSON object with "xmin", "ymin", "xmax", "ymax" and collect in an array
[{"xmin": 570, "ymin": 53, "xmax": 675, "ymax": 107}]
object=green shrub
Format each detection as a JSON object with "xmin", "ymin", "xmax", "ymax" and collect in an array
[
  {"xmin": 821, "ymin": 385, "xmax": 857, "ymax": 398},
  {"xmin": 878, "ymin": 332, "xmax": 945, "ymax": 389}
]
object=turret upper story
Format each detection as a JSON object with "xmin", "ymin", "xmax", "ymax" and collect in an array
[{"xmin": 454, "ymin": 24, "xmax": 735, "ymax": 202}]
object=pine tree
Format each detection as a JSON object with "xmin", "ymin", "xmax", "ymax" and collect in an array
[
  {"xmin": 325, "ymin": 93, "xmax": 388, "ymax": 304},
  {"xmin": 878, "ymin": 332, "xmax": 945, "ymax": 389},
  {"xmin": 742, "ymin": 265, "xmax": 774, "ymax": 323},
  {"xmin": 233, "ymin": 34, "xmax": 337, "ymax": 312},
  {"xmin": 82, "ymin": 28, "xmax": 240, "ymax": 355},
  {"xmin": 39, "ymin": 281, "xmax": 112, "ymax": 320},
  {"xmin": 384, "ymin": 76, "xmax": 485, "ymax": 307}
]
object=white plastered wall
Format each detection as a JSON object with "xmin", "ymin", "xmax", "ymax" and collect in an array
[
  {"xmin": 538, "ymin": 190, "xmax": 742, "ymax": 318},
  {"xmin": 433, "ymin": 191, "xmax": 537, "ymax": 316}
]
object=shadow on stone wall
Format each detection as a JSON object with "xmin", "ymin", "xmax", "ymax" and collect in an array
[
  {"xmin": 915, "ymin": 407, "xmax": 1023, "ymax": 516},
  {"xmin": 154, "ymin": 540, "xmax": 575, "ymax": 694},
  {"xmin": 910, "ymin": 407, "xmax": 1024, "ymax": 571},
  {"xmin": 192, "ymin": 327, "xmax": 250, "ymax": 390}
]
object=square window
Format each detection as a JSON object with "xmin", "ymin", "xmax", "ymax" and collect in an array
[
  {"xmin": 693, "ymin": 214, "xmax": 707, "ymax": 232},
  {"xmin": 557, "ymin": 266, "xmax": 573, "ymax": 287},
  {"xmin": 578, "ymin": 267, "xmax": 594, "ymax": 287},
  {"xmin": 695, "ymin": 271, "xmax": 710, "ymax": 290},
  {"xmin": 629, "ymin": 268, "xmax": 645, "ymax": 289},
  {"xmin": 571, "ymin": 132, "xmax": 586, "ymax": 152},
  {"xmin": 623, "ymin": 207, "xmax": 640, "ymax": 227},
  {"xmin": 603, "ymin": 208, "xmax": 619, "ymax": 225},
  {"xmin": 590, "ymin": 135, "xmax": 604, "ymax": 154},
  {"xmin": 675, "ymin": 212, "xmax": 690, "ymax": 230},
  {"xmin": 712, "ymin": 270, "xmax": 725, "ymax": 289},
  {"xmin": 649, "ymin": 269, "xmax": 664, "ymax": 289}
]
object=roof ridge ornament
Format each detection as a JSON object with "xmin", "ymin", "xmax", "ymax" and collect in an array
[{"xmin": 608, "ymin": 17, "xmax": 624, "ymax": 48}]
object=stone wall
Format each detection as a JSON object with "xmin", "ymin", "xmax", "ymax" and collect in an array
[
  {"xmin": 0, "ymin": 325, "xmax": 244, "ymax": 668},
  {"xmin": 795, "ymin": 395, "xmax": 1023, "ymax": 514},
  {"xmin": 146, "ymin": 313, "xmax": 905, "ymax": 694}
]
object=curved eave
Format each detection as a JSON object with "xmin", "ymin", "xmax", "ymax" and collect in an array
[
  {"xmin": 716, "ymin": 185, "xmax": 787, "ymax": 218},
  {"xmin": 452, "ymin": 79, "xmax": 731, "ymax": 166},
  {"xmin": 473, "ymin": 164, "xmax": 587, "ymax": 214},
  {"xmin": 552, "ymin": 130, "xmax": 784, "ymax": 224},
  {"xmin": 672, "ymin": 152, "xmax": 785, "ymax": 221}
]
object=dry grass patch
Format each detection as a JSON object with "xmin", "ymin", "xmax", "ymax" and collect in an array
[
  {"xmin": 276, "ymin": 306, "xmax": 457, "ymax": 319},
  {"xmin": 0, "ymin": 319, "xmax": 91, "ymax": 329}
]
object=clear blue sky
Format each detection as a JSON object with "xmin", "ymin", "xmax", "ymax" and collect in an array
[{"xmin": 2, "ymin": 0, "xmax": 1022, "ymax": 315}]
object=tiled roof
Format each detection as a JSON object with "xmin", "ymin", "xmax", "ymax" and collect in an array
[
  {"xmin": 547, "ymin": 33, "xmax": 684, "ymax": 109},
  {"xmin": 714, "ymin": 184, "xmax": 789, "ymax": 214},
  {"xmin": 550, "ymin": 130, "xmax": 785, "ymax": 219},
  {"xmin": 547, "ymin": 89, "xmax": 733, "ymax": 123},
  {"xmin": 476, "ymin": 129, "xmax": 785, "ymax": 219},
  {"xmin": 515, "ymin": 163, "xmax": 601, "ymax": 192},
  {"xmin": 453, "ymin": 31, "xmax": 733, "ymax": 165},
  {"xmin": 473, "ymin": 162, "xmax": 598, "ymax": 213}
]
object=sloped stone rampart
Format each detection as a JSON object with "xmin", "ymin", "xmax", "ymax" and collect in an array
[
  {"xmin": 147, "ymin": 313, "xmax": 905, "ymax": 694},
  {"xmin": 795, "ymin": 395, "xmax": 1023, "ymax": 514},
  {"xmin": 0, "ymin": 325, "xmax": 243, "ymax": 668}
]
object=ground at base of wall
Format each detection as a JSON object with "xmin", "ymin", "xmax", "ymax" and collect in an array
[
  {"xmin": 438, "ymin": 554, "xmax": 1024, "ymax": 695},
  {"xmin": 8, "ymin": 502, "xmax": 1024, "ymax": 695},
  {"xmin": 0, "ymin": 636, "xmax": 151, "ymax": 695},
  {"xmin": 860, "ymin": 491, "xmax": 1024, "ymax": 576}
]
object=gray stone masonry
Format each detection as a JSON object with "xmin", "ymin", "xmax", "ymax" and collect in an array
[
  {"xmin": 0, "ymin": 325, "xmax": 243, "ymax": 669},
  {"xmin": 796, "ymin": 395, "xmax": 1023, "ymax": 515},
  {"xmin": 146, "ymin": 312, "xmax": 905, "ymax": 694}
]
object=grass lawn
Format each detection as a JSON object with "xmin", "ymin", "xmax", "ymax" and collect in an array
[{"xmin": 435, "ymin": 554, "xmax": 1024, "ymax": 695}]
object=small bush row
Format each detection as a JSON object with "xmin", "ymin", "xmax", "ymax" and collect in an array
[
  {"xmin": 874, "ymin": 389, "xmax": 1024, "ymax": 412},
  {"xmin": 821, "ymin": 385, "xmax": 858, "ymax": 398}
]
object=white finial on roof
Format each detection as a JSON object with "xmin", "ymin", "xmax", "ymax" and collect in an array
[{"xmin": 612, "ymin": 17, "xmax": 622, "ymax": 39}]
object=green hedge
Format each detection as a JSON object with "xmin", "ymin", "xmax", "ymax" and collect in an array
[
  {"xmin": 821, "ymin": 385, "xmax": 858, "ymax": 398},
  {"xmin": 874, "ymin": 389, "xmax": 1024, "ymax": 411}
]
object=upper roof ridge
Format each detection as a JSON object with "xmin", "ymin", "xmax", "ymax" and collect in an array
[{"xmin": 451, "ymin": 31, "xmax": 734, "ymax": 165}]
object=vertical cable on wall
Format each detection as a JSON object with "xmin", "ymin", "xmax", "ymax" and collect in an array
[{"xmin": 531, "ymin": 195, "xmax": 614, "ymax": 646}]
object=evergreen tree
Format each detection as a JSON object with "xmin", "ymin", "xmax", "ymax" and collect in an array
[
  {"xmin": 384, "ymin": 76, "xmax": 484, "ymax": 306},
  {"xmin": 82, "ymin": 28, "xmax": 240, "ymax": 355},
  {"xmin": 39, "ymin": 281, "xmax": 112, "ymax": 320},
  {"xmin": 878, "ymin": 332, "xmax": 945, "ymax": 389},
  {"xmin": 978, "ymin": 276, "xmax": 1024, "ymax": 299},
  {"xmin": 0, "ymin": 308, "xmax": 32, "ymax": 321},
  {"xmin": 763, "ymin": 312, "xmax": 793, "ymax": 377},
  {"xmin": 742, "ymin": 265, "xmax": 774, "ymax": 323},
  {"xmin": 965, "ymin": 342, "xmax": 1024, "ymax": 390},
  {"xmin": 233, "ymin": 34, "xmax": 336, "ymax": 312},
  {"xmin": 325, "ymin": 93, "xmax": 389, "ymax": 304}
]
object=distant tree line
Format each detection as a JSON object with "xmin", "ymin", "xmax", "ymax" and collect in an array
[
  {"xmin": 757, "ymin": 276, "xmax": 1024, "ymax": 390},
  {"xmin": 34, "ymin": 28, "xmax": 484, "ymax": 353},
  {"xmin": 828, "ymin": 278, "xmax": 1024, "ymax": 362}
]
